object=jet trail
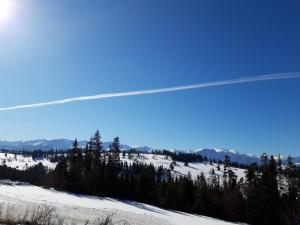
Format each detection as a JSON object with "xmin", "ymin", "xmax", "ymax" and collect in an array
[{"xmin": 0, "ymin": 72, "xmax": 300, "ymax": 112}]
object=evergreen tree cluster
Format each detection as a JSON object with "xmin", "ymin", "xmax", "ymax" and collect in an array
[
  {"xmin": 0, "ymin": 162, "xmax": 49, "ymax": 186},
  {"xmin": 51, "ymin": 131, "xmax": 300, "ymax": 225},
  {"xmin": 152, "ymin": 149, "xmax": 248, "ymax": 169},
  {"xmin": 0, "ymin": 149, "xmax": 66, "ymax": 163},
  {"xmin": 0, "ymin": 131, "xmax": 299, "ymax": 225}
]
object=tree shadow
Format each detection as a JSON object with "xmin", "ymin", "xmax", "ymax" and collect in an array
[
  {"xmin": 186, "ymin": 165, "xmax": 198, "ymax": 170},
  {"xmin": 0, "ymin": 180, "xmax": 31, "ymax": 186},
  {"xmin": 123, "ymin": 200, "xmax": 168, "ymax": 215},
  {"xmin": 50, "ymin": 188, "xmax": 169, "ymax": 215}
]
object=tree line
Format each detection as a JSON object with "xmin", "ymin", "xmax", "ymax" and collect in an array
[
  {"xmin": 0, "ymin": 130, "xmax": 299, "ymax": 225},
  {"xmin": 151, "ymin": 149, "xmax": 249, "ymax": 169}
]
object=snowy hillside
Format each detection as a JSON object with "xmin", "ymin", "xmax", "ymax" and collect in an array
[
  {"xmin": 0, "ymin": 153, "xmax": 57, "ymax": 170},
  {"xmin": 121, "ymin": 153, "xmax": 245, "ymax": 181},
  {"xmin": 0, "ymin": 152, "xmax": 245, "ymax": 181},
  {"xmin": 0, "ymin": 180, "xmax": 244, "ymax": 225}
]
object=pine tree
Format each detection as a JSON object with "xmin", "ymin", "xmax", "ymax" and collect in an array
[
  {"xmin": 68, "ymin": 139, "xmax": 83, "ymax": 193},
  {"xmin": 109, "ymin": 136, "xmax": 121, "ymax": 163},
  {"xmin": 223, "ymin": 155, "xmax": 231, "ymax": 180},
  {"xmin": 71, "ymin": 139, "xmax": 79, "ymax": 160},
  {"xmin": 283, "ymin": 155, "xmax": 300, "ymax": 223},
  {"xmin": 259, "ymin": 155, "xmax": 281, "ymax": 225},
  {"xmin": 224, "ymin": 155, "xmax": 230, "ymax": 169},
  {"xmin": 53, "ymin": 157, "xmax": 68, "ymax": 190},
  {"xmin": 91, "ymin": 130, "xmax": 102, "ymax": 162},
  {"xmin": 246, "ymin": 163, "xmax": 258, "ymax": 185},
  {"xmin": 84, "ymin": 141, "xmax": 92, "ymax": 171},
  {"xmin": 286, "ymin": 156, "xmax": 297, "ymax": 199}
]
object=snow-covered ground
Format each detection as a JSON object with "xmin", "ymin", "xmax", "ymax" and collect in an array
[
  {"xmin": 0, "ymin": 152, "xmax": 245, "ymax": 181},
  {"xmin": 0, "ymin": 180, "xmax": 244, "ymax": 225},
  {"xmin": 0, "ymin": 153, "xmax": 246, "ymax": 224},
  {"xmin": 0, "ymin": 153, "xmax": 57, "ymax": 170},
  {"xmin": 121, "ymin": 154, "xmax": 245, "ymax": 181}
]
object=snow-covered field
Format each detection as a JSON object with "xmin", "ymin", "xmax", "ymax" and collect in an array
[
  {"xmin": 0, "ymin": 153, "xmax": 246, "ymax": 224},
  {"xmin": 0, "ymin": 153, "xmax": 57, "ymax": 170},
  {"xmin": 0, "ymin": 152, "xmax": 245, "ymax": 181},
  {"xmin": 121, "ymin": 154, "xmax": 245, "ymax": 181},
  {"xmin": 0, "ymin": 180, "xmax": 244, "ymax": 225}
]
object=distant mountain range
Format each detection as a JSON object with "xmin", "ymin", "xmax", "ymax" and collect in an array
[
  {"xmin": 0, "ymin": 139, "xmax": 152, "ymax": 153},
  {"xmin": 194, "ymin": 148, "xmax": 259, "ymax": 165},
  {"xmin": 0, "ymin": 139, "xmax": 298, "ymax": 165}
]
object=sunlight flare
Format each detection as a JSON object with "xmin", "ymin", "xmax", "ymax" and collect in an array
[{"xmin": 0, "ymin": 0, "xmax": 15, "ymax": 24}]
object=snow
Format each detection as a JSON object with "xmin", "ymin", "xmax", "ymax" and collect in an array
[
  {"xmin": 196, "ymin": 148, "xmax": 259, "ymax": 165},
  {"xmin": 214, "ymin": 148, "xmax": 225, "ymax": 153},
  {"xmin": 0, "ymin": 152, "xmax": 245, "ymax": 181},
  {"xmin": 1, "ymin": 139, "xmax": 299, "ymax": 164},
  {"xmin": 0, "ymin": 180, "xmax": 244, "ymax": 225},
  {"xmin": 0, "ymin": 153, "xmax": 57, "ymax": 170},
  {"xmin": 0, "ymin": 153, "xmax": 246, "ymax": 224},
  {"xmin": 121, "ymin": 154, "xmax": 246, "ymax": 181},
  {"xmin": 229, "ymin": 149, "xmax": 237, "ymax": 154}
]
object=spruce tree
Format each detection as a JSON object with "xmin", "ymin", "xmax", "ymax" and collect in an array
[
  {"xmin": 259, "ymin": 155, "xmax": 281, "ymax": 225},
  {"xmin": 68, "ymin": 139, "xmax": 83, "ymax": 193},
  {"xmin": 91, "ymin": 130, "xmax": 102, "ymax": 162},
  {"xmin": 284, "ymin": 155, "xmax": 299, "ymax": 223},
  {"xmin": 109, "ymin": 136, "xmax": 121, "ymax": 163}
]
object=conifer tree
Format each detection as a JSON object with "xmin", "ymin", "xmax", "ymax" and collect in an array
[
  {"xmin": 259, "ymin": 155, "xmax": 281, "ymax": 225},
  {"xmin": 68, "ymin": 139, "xmax": 83, "ymax": 193},
  {"xmin": 284, "ymin": 155, "xmax": 300, "ymax": 222},
  {"xmin": 109, "ymin": 136, "xmax": 121, "ymax": 163},
  {"xmin": 91, "ymin": 130, "xmax": 102, "ymax": 162},
  {"xmin": 84, "ymin": 141, "xmax": 92, "ymax": 171}
]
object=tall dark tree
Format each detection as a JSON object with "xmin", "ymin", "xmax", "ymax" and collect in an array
[
  {"xmin": 91, "ymin": 130, "xmax": 102, "ymax": 161},
  {"xmin": 52, "ymin": 157, "xmax": 68, "ymax": 190},
  {"xmin": 259, "ymin": 155, "xmax": 281, "ymax": 225},
  {"xmin": 68, "ymin": 139, "xmax": 83, "ymax": 193},
  {"xmin": 109, "ymin": 136, "xmax": 121, "ymax": 163},
  {"xmin": 283, "ymin": 156, "xmax": 300, "ymax": 224}
]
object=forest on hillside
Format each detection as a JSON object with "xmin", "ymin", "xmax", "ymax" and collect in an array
[{"xmin": 0, "ymin": 130, "xmax": 299, "ymax": 225}]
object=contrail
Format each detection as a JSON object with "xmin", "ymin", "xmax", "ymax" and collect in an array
[{"xmin": 1, "ymin": 72, "xmax": 300, "ymax": 112}]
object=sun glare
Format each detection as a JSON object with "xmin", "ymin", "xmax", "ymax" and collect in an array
[{"xmin": 0, "ymin": 0, "xmax": 14, "ymax": 23}]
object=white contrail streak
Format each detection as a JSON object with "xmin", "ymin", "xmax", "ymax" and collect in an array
[{"xmin": 1, "ymin": 72, "xmax": 300, "ymax": 112}]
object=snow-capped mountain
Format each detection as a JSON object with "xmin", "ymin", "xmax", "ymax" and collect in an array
[
  {"xmin": 0, "ymin": 139, "xmax": 152, "ymax": 152},
  {"xmin": 0, "ymin": 139, "xmax": 298, "ymax": 165},
  {"xmin": 194, "ymin": 148, "xmax": 259, "ymax": 165},
  {"xmin": 0, "ymin": 139, "xmax": 86, "ymax": 151},
  {"xmin": 194, "ymin": 148, "xmax": 300, "ymax": 165}
]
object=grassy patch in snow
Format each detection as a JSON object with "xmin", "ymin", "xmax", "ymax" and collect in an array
[{"xmin": 0, "ymin": 204, "xmax": 129, "ymax": 225}]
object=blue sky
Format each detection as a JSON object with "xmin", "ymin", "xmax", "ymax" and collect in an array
[{"xmin": 0, "ymin": 0, "xmax": 300, "ymax": 156}]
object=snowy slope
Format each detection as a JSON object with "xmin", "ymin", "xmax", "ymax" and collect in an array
[
  {"xmin": 0, "ymin": 180, "xmax": 244, "ymax": 225},
  {"xmin": 121, "ymin": 154, "xmax": 245, "ymax": 181},
  {"xmin": 0, "ymin": 152, "xmax": 245, "ymax": 181},
  {"xmin": 0, "ymin": 153, "xmax": 57, "ymax": 170}
]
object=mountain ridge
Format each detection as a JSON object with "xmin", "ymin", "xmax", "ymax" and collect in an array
[
  {"xmin": 0, "ymin": 139, "xmax": 152, "ymax": 153},
  {"xmin": 0, "ymin": 139, "xmax": 298, "ymax": 164}
]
